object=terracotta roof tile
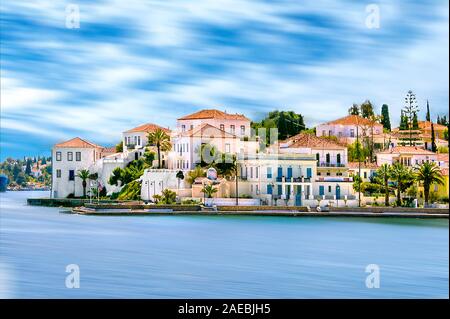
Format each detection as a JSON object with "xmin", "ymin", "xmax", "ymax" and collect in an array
[
  {"xmin": 322, "ymin": 115, "xmax": 381, "ymax": 126},
  {"xmin": 54, "ymin": 137, "xmax": 103, "ymax": 149},
  {"xmin": 124, "ymin": 123, "xmax": 170, "ymax": 133},
  {"xmin": 377, "ymin": 146, "xmax": 437, "ymax": 155},
  {"xmin": 178, "ymin": 109, "xmax": 250, "ymax": 121},
  {"xmin": 418, "ymin": 121, "xmax": 448, "ymax": 130},
  {"xmin": 348, "ymin": 162, "xmax": 379, "ymax": 169},
  {"xmin": 280, "ymin": 132, "xmax": 346, "ymax": 150}
]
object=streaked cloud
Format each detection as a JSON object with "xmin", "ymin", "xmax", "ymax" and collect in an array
[{"xmin": 0, "ymin": 0, "xmax": 448, "ymax": 158}]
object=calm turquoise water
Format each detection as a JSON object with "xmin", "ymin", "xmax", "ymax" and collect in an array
[{"xmin": 0, "ymin": 191, "xmax": 448, "ymax": 298}]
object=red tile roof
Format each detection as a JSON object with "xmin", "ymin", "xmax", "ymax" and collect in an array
[
  {"xmin": 418, "ymin": 121, "xmax": 448, "ymax": 131},
  {"xmin": 178, "ymin": 109, "xmax": 250, "ymax": 121},
  {"xmin": 377, "ymin": 146, "xmax": 436, "ymax": 155},
  {"xmin": 54, "ymin": 137, "xmax": 103, "ymax": 149},
  {"xmin": 281, "ymin": 133, "xmax": 346, "ymax": 150},
  {"xmin": 124, "ymin": 123, "xmax": 170, "ymax": 133},
  {"xmin": 348, "ymin": 162, "xmax": 379, "ymax": 169},
  {"xmin": 323, "ymin": 115, "xmax": 381, "ymax": 126}
]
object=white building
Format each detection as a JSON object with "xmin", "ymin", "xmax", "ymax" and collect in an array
[
  {"xmin": 316, "ymin": 115, "xmax": 383, "ymax": 145},
  {"xmin": 376, "ymin": 146, "xmax": 438, "ymax": 167},
  {"xmin": 52, "ymin": 137, "xmax": 109, "ymax": 198},
  {"xmin": 122, "ymin": 123, "xmax": 171, "ymax": 164},
  {"xmin": 169, "ymin": 109, "xmax": 257, "ymax": 170},
  {"xmin": 348, "ymin": 162, "xmax": 379, "ymax": 182}
]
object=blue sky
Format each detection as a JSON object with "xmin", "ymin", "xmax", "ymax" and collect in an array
[{"xmin": 1, "ymin": 0, "xmax": 448, "ymax": 159}]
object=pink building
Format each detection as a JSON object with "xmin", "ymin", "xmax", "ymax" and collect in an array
[{"xmin": 376, "ymin": 146, "xmax": 438, "ymax": 167}]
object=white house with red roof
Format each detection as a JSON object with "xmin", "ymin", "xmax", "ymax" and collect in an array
[
  {"xmin": 376, "ymin": 146, "xmax": 438, "ymax": 167},
  {"xmin": 316, "ymin": 114, "xmax": 383, "ymax": 145},
  {"xmin": 168, "ymin": 109, "xmax": 256, "ymax": 170},
  {"xmin": 52, "ymin": 137, "xmax": 109, "ymax": 198}
]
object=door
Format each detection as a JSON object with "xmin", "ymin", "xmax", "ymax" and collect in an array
[
  {"xmin": 319, "ymin": 185, "xmax": 325, "ymax": 196},
  {"xmin": 287, "ymin": 167, "xmax": 292, "ymax": 179},
  {"xmin": 336, "ymin": 185, "xmax": 341, "ymax": 200},
  {"xmin": 295, "ymin": 185, "xmax": 302, "ymax": 206},
  {"xmin": 306, "ymin": 168, "xmax": 312, "ymax": 178},
  {"xmin": 277, "ymin": 167, "xmax": 283, "ymax": 178}
]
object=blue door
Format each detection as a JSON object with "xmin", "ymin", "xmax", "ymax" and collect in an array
[
  {"xmin": 306, "ymin": 168, "xmax": 312, "ymax": 178},
  {"xmin": 336, "ymin": 185, "xmax": 341, "ymax": 200},
  {"xmin": 277, "ymin": 185, "xmax": 282, "ymax": 196},
  {"xmin": 267, "ymin": 184, "xmax": 273, "ymax": 195},
  {"xmin": 319, "ymin": 185, "xmax": 325, "ymax": 196},
  {"xmin": 277, "ymin": 167, "xmax": 283, "ymax": 178}
]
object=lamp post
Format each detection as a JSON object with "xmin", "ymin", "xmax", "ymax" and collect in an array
[
  {"xmin": 357, "ymin": 123, "xmax": 361, "ymax": 207},
  {"xmin": 235, "ymin": 162, "xmax": 239, "ymax": 206}
]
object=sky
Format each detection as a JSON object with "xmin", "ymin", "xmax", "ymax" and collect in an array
[{"xmin": 1, "ymin": 0, "xmax": 449, "ymax": 159}]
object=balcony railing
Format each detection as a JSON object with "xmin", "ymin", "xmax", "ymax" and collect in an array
[
  {"xmin": 276, "ymin": 177, "xmax": 312, "ymax": 183},
  {"xmin": 318, "ymin": 162, "xmax": 346, "ymax": 168}
]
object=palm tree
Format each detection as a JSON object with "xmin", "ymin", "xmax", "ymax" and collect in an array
[
  {"xmin": 415, "ymin": 161, "xmax": 444, "ymax": 206},
  {"xmin": 147, "ymin": 129, "xmax": 171, "ymax": 169},
  {"xmin": 186, "ymin": 166, "xmax": 206, "ymax": 184},
  {"xmin": 76, "ymin": 169, "xmax": 90, "ymax": 198},
  {"xmin": 389, "ymin": 163, "xmax": 413, "ymax": 206},
  {"xmin": 201, "ymin": 184, "xmax": 218, "ymax": 198},
  {"xmin": 376, "ymin": 164, "xmax": 391, "ymax": 206},
  {"xmin": 176, "ymin": 170, "xmax": 184, "ymax": 189}
]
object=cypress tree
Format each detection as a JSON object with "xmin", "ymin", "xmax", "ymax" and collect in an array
[
  {"xmin": 25, "ymin": 160, "xmax": 32, "ymax": 175},
  {"xmin": 380, "ymin": 104, "xmax": 391, "ymax": 131},
  {"xmin": 431, "ymin": 122, "xmax": 437, "ymax": 152},
  {"xmin": 426, "ymin": 100, "xmax": 431, "ymax": 122}
]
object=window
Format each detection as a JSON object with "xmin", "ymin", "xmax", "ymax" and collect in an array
[
  {"xmin": 322, "ymin": 130, "xmax": 326, "ymax": 136},
  {"xmin": 220, "ymin": 124, "xmax": 225, "ymax": 131},
  {"xmin": 364, "ymin": 172, "xmax": 367, "ymax": 178},
  {"xmin": 316, "ymin": 153, "xmax": 320, "ymax": 163},
  {"xmin": 76, "ymin": 152, "xmax": 81, "ymax": 161},
  {"xmin": 328, "ymin": 130, "xmax": 332, "ymax": 136},
  {"xmin": 134, "ymin": 136, "xmax": 137, "ymax": 145},
  {"xmin": 230, "ymin": 125, "xmax": 235, "ymax": 134},
  {"xmin": 337, "ymin": 154, "xmax": 341, "ymax": 165},
  {"xmin": 137, "ymin": 136, "xmax": 141, "ymax": 146},
  {"xmin": 67, "ymin": 152, "xmax": 73, "ymax": 161},
  {"xmin": 306, "ymin": 168, "xmax": 312, "ymax": 178},
  {"xmin": 250, "ymin": 167, "xmax": 253, "ymax": 179},
  {"xmin": 319, "ymin": 185, "xmax": 325, "ymax": 196},
  {"xmin": 190, "ymin": 125, "xmax": 194, "ymax": 130},
  {"xmin": 240, "ymin": 125, "xmax": 245, "ymax": 135},
  {"xmin": 225, "ymin": 143, "xmax": 230, "ymax": 153},
  {"xmin": 56, "ymin": 151, "xmax": 61, "ymax": 161},
  {"xmin": 328, "ymin": 186, "xmax": 332, "ymax": 193},
  {"xmin": 56, "ymin": 169, "xmax": 61, "ymax": 178},
  {"xmin": 350, "ymin": 129, "xmax": 355, "ymax": 137},
  {"xmin": 326, "ymin": 153, "xmax": 330, "ymax": 164},
  {"xmin": 267, "ymin": 184, "xmax": 273, "ymax": 195},
  {"xmin": 182, "ymin": 125, "xmax": 186, "ymax": 132},
  {"xmin": 267, "ymin": 167, "xmax": 272, "ymax": 178},
  {"xmin": 338, "ymin": 132, "xmax": 342, "ymax": 137},
  {"xmin": 69, "ymin": 170, "xmax": 75, "ymax": 181},
  {"xmin": 256, "ymin": 167, "xmax": 259, "ymax": 179}
]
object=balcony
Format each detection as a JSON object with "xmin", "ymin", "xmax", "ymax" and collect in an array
[
  {"xmin": 276, "ymin": 177, "xmax": 312, "ymax": 183},
  {"xmin": 318, "ymin": 162, "xmax": 346, "ymax": 168},
  {"xmin": 315, "ymin": 177, "xmax": 353, "ymax": 182}
]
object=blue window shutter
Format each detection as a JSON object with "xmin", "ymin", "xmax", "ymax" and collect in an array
[
  {"xmin": 319, "ymin": 185, "xmax": 324, "ymax": 196},
  {"xmin": 306, "ymin": 168, "xmax": 312, "ymax": 178},
  {"xmin": 267, "ymin": 184, "xmax": 272, "ymax": 194}
]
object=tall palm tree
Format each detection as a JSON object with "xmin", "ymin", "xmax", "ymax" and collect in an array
[
  {"xmin": 147, "ymin": 129, "xmax": 171, "ymax": 169},
  {"xmin": 376, "ymin": 163, "xmax": 391, "ymax": 206},
  {"xmin": 76, "ymin": 169, "xmax": 90, "ymax": 198},
  {"xmin": 389, "ymin": 162, "xmax": 413, "ymax": 206},
  {"xmin": 415, "ymin": 161, "xmax": 444, "ymax": 206}
]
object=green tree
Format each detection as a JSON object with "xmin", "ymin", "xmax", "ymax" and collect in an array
[
  {"xmin": 25, "ymin": 160, "xmax": 32, "ymax": 175},
  {"xmin": 147, "ymin": 129, "xmax": 171, "ymax": 169},
  {"xmin": 251, "ymin": 110, "xmax": 306, "ymax": 142},
  {"xmin": 376, "ymin": 164, "xmax": 391, "ymax": 206},
  {"xmin": 176, "ymin": 170, "xmax": 184, "ymax": 189},
  {"xmin": 116, "ymin": 141, "xmax": 123, "ymax": 152},
  {"xmin": 426, "ymin": 100, "xmax": 431, "ymax": 122},
  {"xmin": 399, "ymin": 110, "xmax": 408, "ymax": 130},
  {"xmin": 412, "ymin": 112, "xmax": 419, "ymax": 130},
  {"xmin": 403, "ymin": 90, "xmax": 419, "ymax": 145},
  {"xmin": 201, "ymin": 184, "xmax": 218, "ymax": 198},
  {"xmin": 76, "ymin": 169, "xmax": 90, "ymax": 198},
  {"xmin": 348, "ymin": 103, "xmax": 360, "ymax": 115},
  {"xmin": 431, "ymin": 122, "xmax": 437, "ymax": 152},
  {"xmin": 415, "ymin": 161, "xmax": 444, "ymax": 206},
  {"xmin": 143, "ymin": 150, "xmax": 155, "ymax": 166},
  {"xmin": 360, "ymin": 100, "xmax": 374, "ymax": 118},
  {"xmin": 185, "ymin": 166, "xmax": 206, "ymax": 184},
  {"xmin": 380, "ymin": 104, "xmax": 391, "ymax": 131},
  {"xmin": 160, "ymin": 189, "xmax": 177, "ymax": 204},
  {"xmin": 389, "ymin": 163, "xmax": 413, "ymax": 206}
]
